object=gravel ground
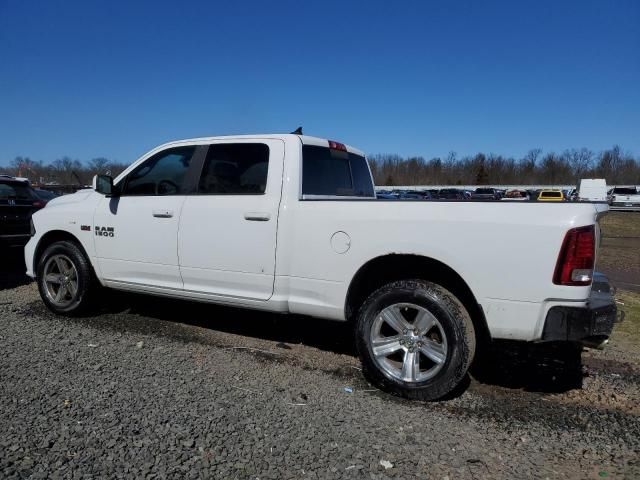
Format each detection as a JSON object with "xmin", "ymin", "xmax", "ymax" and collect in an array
[{"xmin": 1, "ymin": 258, "xmax": 639, "ymax": 479}]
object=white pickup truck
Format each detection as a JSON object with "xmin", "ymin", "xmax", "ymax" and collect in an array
[
  {"xmin": 608, "ymin": 186, "xmax": 640, "ymax": 211},
  {"xmin": 25, "ymin": 134, "xmax": 618, "ymax": 400}
]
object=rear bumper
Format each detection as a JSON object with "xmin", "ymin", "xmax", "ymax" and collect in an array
[
  {"xmin": 609, "ymin": 204, "xmax": 640, "ymax": 212},
  {"xmin": 541, "ymin": 273, "xmax": 622, "ymax": 345}
]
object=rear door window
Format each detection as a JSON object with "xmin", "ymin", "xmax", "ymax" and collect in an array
[
  {"xmin": 198, "ymin": 143, "xmax": 269, "ymax": 195},
  {"xmin": 301, "ymin": 145, "xmax": 374, "ymax": 198}
]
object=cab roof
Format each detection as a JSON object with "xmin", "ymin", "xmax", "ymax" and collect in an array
[{"xmin": 153, "ymin": 134, "xmax": 366, "ymax": 157}]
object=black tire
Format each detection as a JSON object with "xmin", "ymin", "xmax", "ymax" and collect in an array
[
  {"xmin": 355, "ymin": 279, "xmax": 476, "ymax": 401},
  {"xmin": 36, "ymin": 240, "xmax": 98, "ymax": 316}
]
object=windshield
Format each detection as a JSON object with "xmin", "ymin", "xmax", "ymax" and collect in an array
[{"xmin": 475, "ymin": 188, "xmax": 493, "ymax": 194}]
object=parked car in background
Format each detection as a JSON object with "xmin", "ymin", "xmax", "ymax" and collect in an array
[
  {"xmin": 0, "ymin": 175, "xmax": 46, "ymax": 248},
  {"xmin": 471, "ymin": 188, "xmax": 500, "ymax": 200},
  {"xmin": 34, "ymin": 188, "xmax": 60, "ymax": 204},
  {"xmin": 502, "ymin": 189, "xmax": 529, "ymax": 201},
  {"xmin": 376, "ymin": 190, "xmax": 398, "ymax": 200},
  {"xmin": 394, "ymin": 190, "xmax": 421, "ymax": 200},
  {"xmin": 437, "ymin": 188, "xmax": 465, "ymax": 200},
  {"xmin": 398, "ymin": 190, "xmax": 431, "ymax": 200},
  {"xmin": 577, "ymin": 179, "xmax": 607, "ymax": 202},
  {"xmin": 537, "ymin": 190, "xmax": 565, "ymax": 202},
  {"xmin": 608, "ymin": 186, "xmax": 640, "ymax": 211}
]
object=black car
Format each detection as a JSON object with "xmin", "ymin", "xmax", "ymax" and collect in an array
[
  {"xmin": 396, "ymin": 190, "xmax": 432, "ymax": 200},
  {"xmin": 0, "ymin": 176, "xmax": 45, "ymax": 248},
  {"xmin": 410, "ymin": 190, "xmax": 432, "ymax": 200},
  {"xmin": 437, "ymin": 188, "xmax": 465, "ymax": 200},
  {"xmin": 471, "ymin": 187, "xmax": 500, "ymax": 200},
  {"xmin": 34, "ymin": 188, "xmax": 59, "ymax": 203}
]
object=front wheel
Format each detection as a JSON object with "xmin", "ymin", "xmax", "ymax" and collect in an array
[
  {"xmin": 37, "ymin": 240, "xmax": 97, "ymax": 315},
  {"xmin": 355, "ymin": 280, "xmax": 476, "ymax": 401}
]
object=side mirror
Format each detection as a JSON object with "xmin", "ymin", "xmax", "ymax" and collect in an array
[{"xmin": 93, "ymin": 174, "xmax": 115, "ymax": 196}]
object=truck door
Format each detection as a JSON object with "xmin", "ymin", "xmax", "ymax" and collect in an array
[
  {"xmin": 93, "ymin": 146, "xmax": 202, "ymax": 290},
  {"xmin": 178, "ymin": 139, "xmax": 284, "ymax": 300}
]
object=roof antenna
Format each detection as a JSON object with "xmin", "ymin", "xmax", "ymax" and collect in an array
[{"xmin": 291, "ymin": 126, "xmax": 303, "ymax": 135}]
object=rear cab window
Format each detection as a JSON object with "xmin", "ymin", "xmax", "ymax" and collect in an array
[{"xmin": 301, "ymin": 144, "xmax": 375, "ymax": 199}]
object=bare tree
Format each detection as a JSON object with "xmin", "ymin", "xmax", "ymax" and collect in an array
[{"xmin": 87, "ymin": 157, "xmax": 111, "ymax": 175}]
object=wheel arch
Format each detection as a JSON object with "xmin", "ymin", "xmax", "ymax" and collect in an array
[
  {"xmin": 345, "ymin": 254, "xmax": 491, "ymax": 345},
  {"xmin": 33, "ymin": 230, "xmax": 92, "ymax": 276}
]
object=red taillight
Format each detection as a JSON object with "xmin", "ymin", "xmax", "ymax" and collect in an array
[
  {"xmin": 328, "ymin": 140, "xmax": 347, "ymax": 151},
  {"xmin": 32, "ymin": 200, "xmax": 46, "ymax": 209},
  {"xmin": 553, "ymin": 225, "xmax": 595, "ymax": 286}
]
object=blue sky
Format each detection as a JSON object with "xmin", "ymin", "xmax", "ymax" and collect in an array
[{"xmin": 0, "ymin": 0, "xmax": 638, "ymax": 165}]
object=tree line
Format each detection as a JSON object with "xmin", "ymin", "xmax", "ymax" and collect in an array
[
  {"xmin": 370, "ymin": 146, "xmax": 639, "ymax": 186},
  {"xmin": 0, "ymin": 157, "xmax": 129, "ymax": 186},
  {"xmin": 1, "ymin": 145, "xmax": 638, "ymax": 187}
]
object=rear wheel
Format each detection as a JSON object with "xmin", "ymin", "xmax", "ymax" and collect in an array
[
  {"xmin": 37, "ymin": 240, "xmax": 97, "ymax": 315},
  {"xmin": 355, "ymin": 280, "xmax": 476, "ymax": 401}
]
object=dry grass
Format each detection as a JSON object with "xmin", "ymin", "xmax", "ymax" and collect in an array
[
  {"xmin": 600, "ymin": 211, "xmax": 640, "ymax": 238},
  {"xmin": 614, "ymin": 290, "xmax": 640, "ymax": 346},
  {"xmin": 597, "ymin": 212, "xmax": 640, "ymax": 281},
  {"xmin": 598, "ymin": 212, "xmax": 640, "ymax": 352}
]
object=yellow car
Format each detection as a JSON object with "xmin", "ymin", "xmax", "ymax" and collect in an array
[{"xmin": 537, "ymin": 190, "xmax": 565, "ymax": 202}]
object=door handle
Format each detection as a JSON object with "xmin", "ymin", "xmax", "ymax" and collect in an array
[
  {"xmin": 152, "ymin": 210, "xmax": 174, "ymax": 218},
  {"xmin": 244, "ymin": 212, "xmax": 271, "ymax": 221}
]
